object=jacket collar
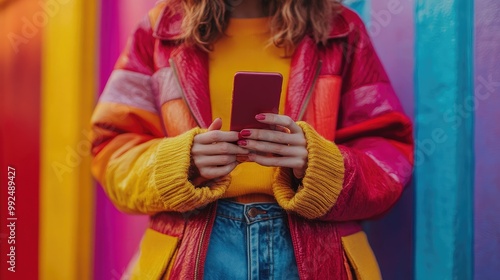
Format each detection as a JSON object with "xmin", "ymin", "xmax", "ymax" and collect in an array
[
  {"xmin": 153, "ymin": 7, "xmax": 352, "ymax": 40},
  {"xmin": 327, "ymin": 8, "xmax": 352, "ymax": 39},
  {"xmin": 153, "ymin": 6, "xmax": 182, "ymax": 40},
  {"xmin": 159, "ymin": 7, "xmax": 352, "ymax": 127}
]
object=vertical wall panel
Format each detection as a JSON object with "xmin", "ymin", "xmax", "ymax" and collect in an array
[
  {"xmin": 363, "ymin": 0, "xmax": 415, "ymax": 279},
  {"xmin": 94, "ymin": 1, "xmax": 123, "ymax": 279},
  {"xmin": 474, "ymin": 1, "xmax": 500, "ymax": 279},
  {"xmin": 344, "ymin": 0, "xmax": 371, "ymax": 22},
  {"xmin": 414, "ymin": 0, "xmax": 474, "ymax": 279},
  {"xmin": 0, "ymin": 1, "xmax": 41, "ymax": 279},
  {"xmin": 40, "ymin": 0, "xmax": 97, "ymax": 278},
  {"xmin": 370, "ymin": 0, "xmax": 414, "ymax": 118}
]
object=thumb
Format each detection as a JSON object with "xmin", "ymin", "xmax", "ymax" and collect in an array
[{"xmin": 208, "ymin": 118, "xmax": 223, "ymax": 131}]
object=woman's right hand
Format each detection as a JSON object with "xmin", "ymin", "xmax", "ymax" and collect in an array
[{"xmin": 191, "ymin": 118, "xmax": 249, "ymax": 184}]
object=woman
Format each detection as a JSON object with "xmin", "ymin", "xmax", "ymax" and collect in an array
[{"xmin": 91, "ymin": 0, "xmax": 414, "ymax": 279}]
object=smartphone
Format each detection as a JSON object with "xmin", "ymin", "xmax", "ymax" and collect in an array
[{"xmin": 230, "ymin": 71, "xmax": 283, "ymax": 131}]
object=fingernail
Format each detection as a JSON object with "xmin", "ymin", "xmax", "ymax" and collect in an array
[
  {"xmin": 237, "ymin": 140, "xmax": 248, "ymax": 146},
  {"xmin": 255, "ymin": 114, "xmax": 266, "ymax": 121},
  {"xmin": 239, "ymin": 130, "xmax": 251, "ymax": 137}
]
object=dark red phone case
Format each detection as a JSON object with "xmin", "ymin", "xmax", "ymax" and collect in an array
[{"xmin": 230, "ymin": 72, "xmax": 283, "ymax": 131}]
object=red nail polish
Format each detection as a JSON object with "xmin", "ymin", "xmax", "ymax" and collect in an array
[
  {"xmin": 238, "ymin": 140, "xmax": 248, "ymax": 146},
  {"xmin": 240, "ymin": 130, "xmax": 251, "ymax": 137},
  {"xmin": 255, "ymin": 114, "xmax": 266, "ymax": 121}
]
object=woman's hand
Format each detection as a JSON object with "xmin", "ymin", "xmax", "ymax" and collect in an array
[
  {"xmin": 191, "ymin": 118, "xmax": 249, "ymax": 184},
  {"xmin": 237, "ymin": 114, "xmax": 308, "ymax": 179}
]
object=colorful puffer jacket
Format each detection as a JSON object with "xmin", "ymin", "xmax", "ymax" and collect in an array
[{"xmin": 91, "ymin": 3, "xmax": 414, "ymax": 280}]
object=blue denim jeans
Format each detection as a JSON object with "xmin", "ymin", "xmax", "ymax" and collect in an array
[{"xmin": 203, "ymin": 200, "xmax": 299, "ymax": 280}]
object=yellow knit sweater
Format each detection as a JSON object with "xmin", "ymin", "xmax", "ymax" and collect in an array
[{"xmin": 209, "ymin": 17, "xmax": 291, "ymax": 202}]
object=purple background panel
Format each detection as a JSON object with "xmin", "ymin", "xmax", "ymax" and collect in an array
[
  {"xmin": 370, "ymin": 0, "xmax": 414, "ymax": 118},
  {"xmin": 474, "ymin": 0, "xmax": 500, "ymax": 279},
  {"xmin": 363, "ymin": 0, "xmax": 415, "ymax": 279}
]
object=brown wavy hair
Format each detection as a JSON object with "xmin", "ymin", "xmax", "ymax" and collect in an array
[{"xmin": 165, "ymin": 0, "xmax": 342, "ymax": 53}]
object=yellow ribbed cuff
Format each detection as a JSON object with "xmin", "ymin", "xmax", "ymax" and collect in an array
[
  {"xmin": 154, "ymin": 128, "xmax": 231, "ymax": 212},
  {"xmin": 272, "ymin": 121, "xmax": 345, "ymax": 219}
]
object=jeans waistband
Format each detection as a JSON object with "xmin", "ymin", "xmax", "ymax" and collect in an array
[{"xmin": 216, "ymin": 199, "xmax": 286, "ymax": 224}]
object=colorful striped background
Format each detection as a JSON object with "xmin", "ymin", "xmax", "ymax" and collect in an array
[{"xmin": 1, "ymin": 0, "xmax": 499, "ymax": 279}]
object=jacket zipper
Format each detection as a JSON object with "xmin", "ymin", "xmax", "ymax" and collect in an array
[
  {"xmin": 169, "ymin": 58, "xmax": 202, "ymax": 127},
  {"xmin": 193, "ymin": 207, "xmax": 212, "ymax": 280},
  {"xmin": 287, "ymin": 214, "xmax": 304, "ymax": 279},
  {"xmin": 289, "ymin": 60, "xmax": 321, "ymax": 280},
  {"xmin": 170, "ymin": 57, "xmax": 209, "ymax": 279},
  {"xmin": 297, "ymin": 60, "xmax": 323, "ymax": 121}
]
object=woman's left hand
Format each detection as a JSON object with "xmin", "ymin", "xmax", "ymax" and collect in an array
[{"xmin": 237, "ymin": 113, "xmax": 308, "ymax": 179}]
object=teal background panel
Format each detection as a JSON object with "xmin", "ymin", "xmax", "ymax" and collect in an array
[
  {"xmin": 344, "ymin": 0, "xmax": 370, "ymax": 22},
  {"xmin": 414, "ymin": 0, "xmax": 474, "ymax": 279}
]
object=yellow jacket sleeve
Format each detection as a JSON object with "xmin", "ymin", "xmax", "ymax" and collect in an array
[
  {"xmin": 91, "ymin": 100, "xmax": 231, "ymax": 215},
  {"xmin": 101, "ymin": 127, "xmax": 230, "ymax": 214}
]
